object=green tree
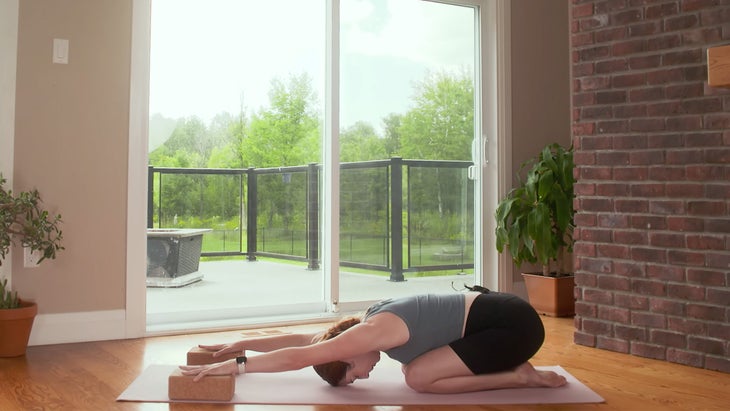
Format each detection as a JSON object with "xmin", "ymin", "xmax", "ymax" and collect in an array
[
  {"xmin": 148, "ymin": 118, "xmax": 209, "ymax": 227},
  {"xmin": 339, "ymin": 121, "xmax": 387, "ymax": 162},
  {"xmin": 382, "ymin": 113, "xmax": 402, "ymax": 157},
  {"xmin": 338, "ymin": 122, "xmax": 389, "ymax": 242},
  {"xmin": 399, "ymin": 70, "xmax": 473, "ymax": 161},
  {"xmin": 241, "ymin": 74, "xmax": 320, "ymax": 168},
  {"xmin": 150, "ymin": 117, "xmax": 213, "ymax": 167},
  {"xmin": 207, "ymin": 145, "xmax": 241, "ymax": 169},
  {"xmin": 208, "ymin": 113, "xmax": 244, "ymax": 169},
  {"xmin": 399, "ymin": 70, "xmax": 474, "ymax": 226},
  {"xmin": 239, "ymin": 74, "xmax": 321, "ymax": 237}
]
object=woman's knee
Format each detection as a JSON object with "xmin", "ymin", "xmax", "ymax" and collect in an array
[
  {"xmin": 402, "ymin": 364, "xmax": 432, "ymax": 393},
  {"xmin": 402, "ymin": 346, "xmax": 475, "ymax": 392}
]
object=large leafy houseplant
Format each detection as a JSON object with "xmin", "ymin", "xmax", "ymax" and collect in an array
[
  {"xmin": 0, "ymin": 175, "xmax": 63, "ymax": 308},
  {"xmin": 495, "ymin": 143, "xmax": 575, "ymax": 277}
]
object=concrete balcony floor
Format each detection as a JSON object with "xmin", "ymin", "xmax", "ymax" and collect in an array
[{"xmin": 146, "ymin": 259, "xmax": 475, "ymax": 333}]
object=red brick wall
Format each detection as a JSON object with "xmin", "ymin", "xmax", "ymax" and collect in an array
[{"xmin": 570, "ymin": 0, "xmax": 730, "ymax": 373}]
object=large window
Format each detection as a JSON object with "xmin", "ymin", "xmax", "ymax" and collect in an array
[{"xmin": 145, "ymin": 0, "xmax": 484, "ymax": 331}]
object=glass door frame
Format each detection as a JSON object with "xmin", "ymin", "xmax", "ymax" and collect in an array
[{"xmin": 125, "ymin": 0, "xmax": 512, "ymax": 337}]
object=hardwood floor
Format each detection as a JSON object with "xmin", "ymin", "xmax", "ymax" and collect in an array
[{"xmin": 1, "ymin": 316, "xmax": 728, "ymax": 410}]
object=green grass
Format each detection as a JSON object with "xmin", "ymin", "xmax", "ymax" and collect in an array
[{"xmin": 196, "ymin": 229, "xmax": 474, "ymax": 278}]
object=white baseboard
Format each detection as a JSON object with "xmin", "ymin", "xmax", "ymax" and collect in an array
[{"xmin": 28, "ymin": 309, "xmax": 127, "ymax": 346}]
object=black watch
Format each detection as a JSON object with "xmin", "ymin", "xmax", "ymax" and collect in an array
[{"xmin": 235, "ymin": 355, "xmax": 247, "ymax": 374}]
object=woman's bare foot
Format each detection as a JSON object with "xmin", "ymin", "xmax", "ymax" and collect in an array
[{"xmin": 514, "ymin": 362, "xmax": 568, "ymax": 388}]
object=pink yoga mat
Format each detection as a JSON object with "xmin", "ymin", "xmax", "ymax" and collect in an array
[{"xmin": 117, "ymin": 361, "xmax": 604, "ymax": 405}]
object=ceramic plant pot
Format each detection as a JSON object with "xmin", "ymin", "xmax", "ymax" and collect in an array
[
  {"xmin": 0, "ymin": 300, "xmax": 38, "ymax": 357},
  {"xmin": 522, "ymin": 273, "xmax": 575, "ymax": 317}
]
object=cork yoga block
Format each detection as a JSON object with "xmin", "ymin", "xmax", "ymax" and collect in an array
[
  {"xmin": 187, "ymin": 346, "xmax": 241, "ymax": 365},
  {"xmin": 168, "ymin": 369, "xmax": 235, "ymax": 401}
]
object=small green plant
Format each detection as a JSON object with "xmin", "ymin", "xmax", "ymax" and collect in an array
[
  {"xmin": 495, "ymin": 143, "xmax": 575, "ymax": 277},
  {"xmin": 0, "ymin": 278, "xmax": 19, "ymax": 309},
  {"xmin": 0, "ymin": 175, "xmax": 63, "ymax": 308}
]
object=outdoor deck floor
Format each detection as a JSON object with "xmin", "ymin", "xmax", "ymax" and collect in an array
[{"xmin": 146, "ymin": 259, "xmax": 474, "ymax": 332}]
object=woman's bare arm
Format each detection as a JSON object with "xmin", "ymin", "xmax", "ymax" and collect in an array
[
  {"xmin": 244, "ymin": 313, "xmax": 410, "ymax": 372},
  {"xmin": 181, "ymin": 321, "xmax": 392, "ymax": 380},
  {"xmin": 199, "ymin": 330, "xmax": 322, "ymax": 358}
]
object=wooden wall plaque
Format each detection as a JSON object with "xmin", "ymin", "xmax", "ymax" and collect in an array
[{"xmin": 708, "ymin": 44, "xmax": 730, "ymax": 88}]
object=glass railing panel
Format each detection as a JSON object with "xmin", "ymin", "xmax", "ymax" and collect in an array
[
  {"xmin": 340, "ymin": 163, "xmax": 390, "ymax": 268},
  {"xmin": 255, "ymin": 168, "xmax": 308, "ymax": 258},
  {"xmin": 406, "ymin": 163, "xmax": 474, "ymax": 271},
  {"xmin": 153, "ymin": 171, "xmax": 244, "ymax": 254}
]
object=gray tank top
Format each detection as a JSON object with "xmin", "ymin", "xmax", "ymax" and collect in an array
[{"xmin": 364, "ymin": 293, "xmax": 465, "ymax": 364}]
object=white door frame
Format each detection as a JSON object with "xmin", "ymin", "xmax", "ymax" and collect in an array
[{"xmin": 124, "ymin": 0, "xmax": 513, "ymax": 337}]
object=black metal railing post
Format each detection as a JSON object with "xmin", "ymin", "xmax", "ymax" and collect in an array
[
  {"xmin": 147, "ymin": 166, "xmax": 154, "ymax": 228},
  {"xmin": 389, "ymin": 157, "xmax": 404, "ymax": 281},
  {"xmin": 238, "ymin": 172, "xmax": 245, "ymax": 254},
  {"xmin": 306, "ymin": 163, "xmax": 320, "ymax": 270},
  {"xmin": 246, "ymin": 168, "xmax": 257, "ymax": 261}
]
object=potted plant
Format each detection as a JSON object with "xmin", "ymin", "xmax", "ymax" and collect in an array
[
  {"xmin": 0, "ymin": 175, "xmax": 63, "ymax": 357},
  {"xmin": 495, "ymin": 143, "xmax": 576, "ymax": 317}
]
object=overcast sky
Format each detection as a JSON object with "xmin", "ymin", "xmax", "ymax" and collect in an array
[{"xmin": 149, "ymin": 0, "xmax": 475, "ymax": 133}]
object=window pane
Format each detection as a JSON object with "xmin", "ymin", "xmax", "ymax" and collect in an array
[
  {"xmin": 147, "ymin": 0, "xmax": 327, "ymax": 327},
  {"xmin": 339, "ymin": 0, "xmax": 478, "ymax": 302}
]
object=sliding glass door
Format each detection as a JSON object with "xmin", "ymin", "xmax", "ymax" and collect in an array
[
  {"xmin": 337, "ymin": 0, "xmax": 480, "ymax": 304},
  {"xmin": 145, "ymin": 0, "xmax": 485, "ymax": 331}
]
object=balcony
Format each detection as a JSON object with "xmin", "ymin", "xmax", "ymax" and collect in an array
[{"xmin": 147, "ymin": 157, "xmax": 475, "ymax": 282}]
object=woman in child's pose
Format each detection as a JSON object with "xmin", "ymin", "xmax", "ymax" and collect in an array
[{"xmin": 180, "ymin": 290, "xmax": 567, "ymax": 393}]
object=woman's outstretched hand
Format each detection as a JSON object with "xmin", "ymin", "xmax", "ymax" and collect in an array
[
  {"xmin": 198, "ymin": 343, "xmax": 243, "ymax": 358},
  {"xmin": 179, "ymin": 359, "xmax": 239, "ymax": 382}
]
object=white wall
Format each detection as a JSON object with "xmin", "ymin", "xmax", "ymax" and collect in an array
[
  {"xmin": 0, "ymin": 0, "xmax": 19, "ymax": 284},
  {"xmin": 13, "ymin": 0, "xmax": 133, "ymax": 345}
]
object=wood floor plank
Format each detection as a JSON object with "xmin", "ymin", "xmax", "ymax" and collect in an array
[{"xmin": 0, "ymin": 316, "xmax": 728, "ymax": 410}]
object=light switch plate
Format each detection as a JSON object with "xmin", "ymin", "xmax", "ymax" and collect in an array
[{"xmin": 53, "ymin": 38, "xmax": 69, "ymax": 64}]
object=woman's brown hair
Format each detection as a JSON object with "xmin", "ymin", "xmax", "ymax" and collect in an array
[{"xmin": 312, "ymin": 316, "xmax": 361, "ymax": 386}]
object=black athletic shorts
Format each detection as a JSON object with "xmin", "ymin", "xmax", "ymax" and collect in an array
[{"xmin": 448, "ymin": 292, "xmax": 545, "ymax": 374}]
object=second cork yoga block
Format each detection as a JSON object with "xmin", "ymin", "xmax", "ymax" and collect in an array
[
  {"xmin": 168, "ymin": 369, "xmax": 235, "ymax": 401},
  {"xmin": 187, "ymin": 346, "xmax": 241, "ymax": 365}
]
